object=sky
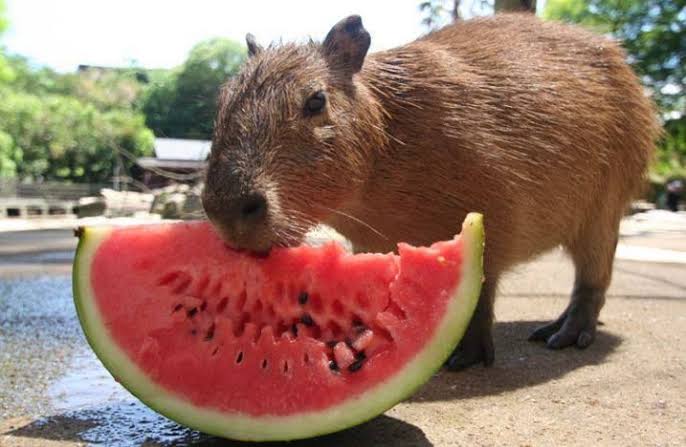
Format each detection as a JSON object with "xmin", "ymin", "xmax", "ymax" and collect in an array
[
  {"xmin": 2, "ymin": 0, "xmax": 453, "ymax": 72},
  {"xmin": 3, "ymin": 0, "xmax": 552, "ymax": 72}
]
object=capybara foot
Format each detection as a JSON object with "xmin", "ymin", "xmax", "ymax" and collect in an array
[
  {"xmin": 445, "ymin": 327, "xmax": 494, "ymax": 371},
  {"xmin": 529, "ymin": 308, "xmax": 597, "ymax": 349}
]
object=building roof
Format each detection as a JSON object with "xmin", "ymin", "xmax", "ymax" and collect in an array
[
  {"xmin": 153, "ymin": 138, "xmax": 211, "ymax": 161},
  {"xmin": 137, "ymin": 158, "xmax": 207, "ymax": 170}
]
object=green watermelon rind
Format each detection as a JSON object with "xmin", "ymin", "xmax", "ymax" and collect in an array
[{"xmin": 72, "ymin": 213, "xmax": 484, "ymax": 442}]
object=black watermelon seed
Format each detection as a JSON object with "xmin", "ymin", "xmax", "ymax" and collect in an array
[
  {"xmin": 329, "ymin": 360, "xmax": 339, "ymax": 371},
  {"xmin": 326, "ymin": 340, "xmax": 338, "ymax": 348},
  {"xmin": 172, "ymin": 304, "xmax": 183, "ymax": 313},
  {"xmin": 355, "ymin": 351, "xmax": 366, "ymax": 360},
  {"xmin": 300, "ymin": 314, "xmax": 314, "ymax": 327},
  {"xmin": 187, "ymin": 307, "xmax": 198, "ymax": 318},
  {"xmin": 204, "ymin": 324, "xmax": 215, "ymax": 341},
  {"xmin": 291, "ymin": 324, "xmax": 298, "ymax": 337},
  {"xmin": 298, "ymin": 291, "xmax": 309, "ymax": 305},
  {"xmin": 348, "ymin": 359, "xmax": 364, "ymax": 372}
]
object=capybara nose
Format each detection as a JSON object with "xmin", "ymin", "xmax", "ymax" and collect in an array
[
  {"xmin": 237, "ymin": 193, "xmax": 267, "ymax": 224},
  {"xmin": 201, "ymin": 189, "xmax": 268, "ymax": 229},
  {"xmin": 203, "ymin": 190, "xmax": 271, "ymax": 251}
]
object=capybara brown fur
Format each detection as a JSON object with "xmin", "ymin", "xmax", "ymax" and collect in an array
[{"xmin": 202, "ymin": 14, "xmax": 661, "ymax": 369}]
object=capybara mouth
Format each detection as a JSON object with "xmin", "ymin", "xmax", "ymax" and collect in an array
[
  {"xmin": 208, "ymin": 221, "xmax": 271, "ymax": 253},
  {"xmin": 209, "ymin": 218, "xmax": 309, "ymax": 254},
  {"xmin": 223, "ymin": 243, "xmax": 272, "ymax": 259}
]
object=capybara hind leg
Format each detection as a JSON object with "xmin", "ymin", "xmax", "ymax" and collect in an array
[
  {"xmin": 530, "ymin": 219, "xmax": 618, "ymax": 349},
  {"xmin": 446, "ymin": 278, "xmax": 496, "ymax": 370}
]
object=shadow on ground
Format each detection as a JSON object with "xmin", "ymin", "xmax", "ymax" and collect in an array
[
  {"xmin": 410, "ymin": 320, "xmax": 622, "ymax": 402},
  {"xmin": 4, "ymin": 406, "xmax": 431, "ymax": 447},
  {"xmin": 502, "ymin": 292, "xmax": 685, "ymax": 301}
]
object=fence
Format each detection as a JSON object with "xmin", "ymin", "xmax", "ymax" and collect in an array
[
  {"xmin": 0, "ymin": 179, "xmax": 111, "ymax": 218},
  {"xmin": 0, "ymin": 179, "xmax": 106, "ymax": 201},
  {"xmin": 0, "ymin": 178, "xmax": 195, "ymax": 219}
]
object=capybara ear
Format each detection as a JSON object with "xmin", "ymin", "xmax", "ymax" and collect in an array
[
  {"xmin": 322, "ymin": 15, "xmax": 371, "ymax": 75},
  {"xmin": 246, "ymin": 33, "xmax": 263, "ymax": 57}
]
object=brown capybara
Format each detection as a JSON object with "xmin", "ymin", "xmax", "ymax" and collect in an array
[{"xmin": 202, "ymin": 14, "xmax": 661, "ymax": 369}]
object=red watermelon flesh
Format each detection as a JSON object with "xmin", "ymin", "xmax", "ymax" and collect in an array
[{"xmin": 73, "ymin": 213, "xmax": 484, "ymax": 441}]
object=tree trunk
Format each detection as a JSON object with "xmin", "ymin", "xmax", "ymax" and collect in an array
[
  {"xmin": 494, "ymin": 0, "xmax": 537, "ymax": 12},
  {"xmin": 451, "ymin": 0, "xmax": 461, "ymax": 21}
]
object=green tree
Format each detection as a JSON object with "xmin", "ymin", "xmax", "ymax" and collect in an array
[
  {"xmin": 0, "ymin": 2, "xmax": 17, "ymax": 175},
  {"xmin": 0, "ymin": 0, "xmax": 14, "ymax": 83},
  {"xmin": 140, "ymin": 70, "xmax": 177, "ymax": 137},
  {"xmin": 420, "ymin": 0, "xmax": 461, "ymax": 29},
  {"xmin": 68, "ymin": 68, "xmax": 146, "ymax": 111},
  {"xmin": 0, "ymin": 89, "xmax": 154, "ymax": 182},
  {"xmin": 0, "ymin": 0, "xmax": 5, "ymax": 34},
  {"xmin": 0, "ymin": 37, "xmax": 156, "ymax": 182},
  {"xmin": 545, "ymin": 0, "xmax": 684, "ymax": 113},
  {"xmin": 0, "ymin": 129, "xmax": 18, "ymax": 177},
  {"xmin": 142, "ymin": 38, "xmax": 246, "ymax": 139},
  {"xmin": 657, "ymin": 116, "xmax": 686, "ymax": 176},
  {"xmin": 6, "ymin": 55, "xmax": 149, "ymax": 111},
  {"xmin": 545, "ymin": 0, "xmax": 686, "ymax": 174},
  {"xmin": 4, "ymin": 55, "xmax": 59, "ymax": 92},
  {"xmin": 495, "ymin": 0, "xmax": 536, "ymax": 11},
  {"xmin": 419, "ymin": 0, "xmax": 537, "ymax": 29}
]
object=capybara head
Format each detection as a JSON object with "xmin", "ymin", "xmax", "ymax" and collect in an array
[{"xmin": 202, "ymin": 15, "xmax": 386, "ymax": 251}]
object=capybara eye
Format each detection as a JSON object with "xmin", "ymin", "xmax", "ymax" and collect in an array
[{"xmin": 304, "ymin": 91, "xmax": 326, "ymax": 115}]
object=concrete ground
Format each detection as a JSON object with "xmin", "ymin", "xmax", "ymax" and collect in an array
[{"xmin": 0, "ymin": 212, "xmax": 685, "ymax": 446}]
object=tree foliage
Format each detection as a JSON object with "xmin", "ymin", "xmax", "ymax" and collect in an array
[
  {"xmin": 495, "ymin": 0, "xmax": 536, "ymax": 12},
  {"xmin": 6, "ymin": 55, "xmax": 149, "ymax": 111},
  {"xmin": 419, "ymin": 0, "xmax": 536, "ymax": 28},
  {"xmin": 0, "ymin": 33, "xmax": 154, "ymax": 181},
  {"xmin": 545, "ymin": 0, "xmax": 686, "ymax": 175},
  {"xmin": 0, "ymin": 22, "xmax": 243, "ymax": 182},
  {"xmin": 420, "ymin": 0, "xmax": 461, "ymax": 29},
  {"xmin": 142, "ymin": 38, "xmax": 246, "ymax": 140},
  {"xmin": 0, "ymin": 0, "xmax": 13, "ymax": 83},
  {"xmin": 0, "ymin": 129, "xmax": 18, "ymax": 177},
  {"xmin": 0, "ymin": 8, "xmax": 246, "ymax": 182},
  {"xmin": 0, "ymin": 0, "xmax": 6, "ymax": 34},
  {"xmin": 545, "ymin": 0, "xmax": 684, "ymax": 113},
  {"xmin": 0, "ymin": 88, "xmax": 153, "ymax": 182}
]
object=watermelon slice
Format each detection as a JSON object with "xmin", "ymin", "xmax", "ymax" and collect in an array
[{"xmin": 72, "ymin": 213, "xmax": 484, "ymax": 441}]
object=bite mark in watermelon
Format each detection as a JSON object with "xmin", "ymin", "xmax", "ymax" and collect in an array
[{"xmin": 72, "ymin": 213, "xmax": 484, "ymax": 441}]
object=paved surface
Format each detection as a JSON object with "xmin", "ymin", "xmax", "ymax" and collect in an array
[{"xmin": 0, "ymin": 213, "xmax": 685, "ymax": 446}]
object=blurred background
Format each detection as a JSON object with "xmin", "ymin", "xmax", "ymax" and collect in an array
[{"xmin": 0, "ymin": 0, "xmax": 683, "ymax": 223}]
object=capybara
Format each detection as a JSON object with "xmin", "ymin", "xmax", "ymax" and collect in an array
[{"xmin": 202, "ymin": 14, "xmax": 661, "ymax": 369}]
